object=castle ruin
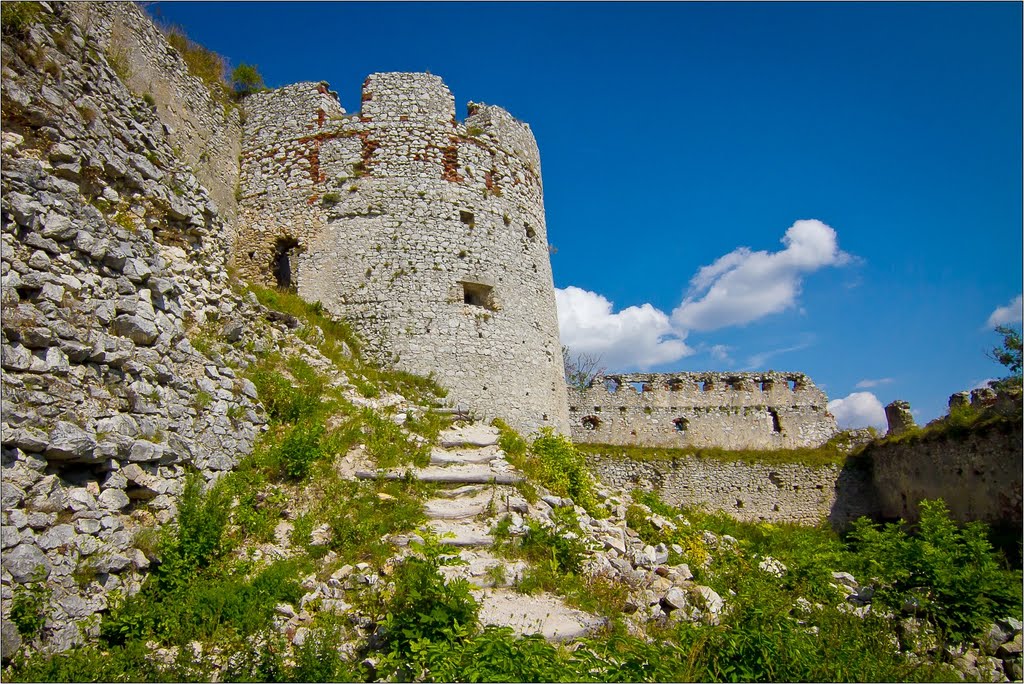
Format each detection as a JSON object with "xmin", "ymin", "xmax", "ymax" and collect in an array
[
  {"xmin": 234, "ymin": 76, "xmax": 569, "ymax": 435},
  {"xmin": 569, "ymin": 371, "xmax": 838, "ymax": 449}
]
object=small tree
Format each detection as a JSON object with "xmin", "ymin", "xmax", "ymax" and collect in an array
[
  {"xmin": 231, "ymin": 63, "xmax": 264, "ymax": 97},
  {"xmin": 562, "ymin": 345, "xmax": 605, "ymax": 391},
  {"xmin": 988, "ymin": 325, "xmax": 1022, "ymax": 392}
]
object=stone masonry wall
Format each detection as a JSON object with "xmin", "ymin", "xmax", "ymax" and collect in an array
[
  {"xmin": 235, "ymin": 75, "xmax": 569, "ymax": 435},
  {"xmin": 570, "ymin": 372, "xmax": 838, "ymax": 450},
  {"xmin": 585, "ymin": 452, "xmax": 878, "ymax": 527},
  {"xmin": 865, "ymin": 420, "xmax": 1022, "ymax": 528},
  {"xmin": 64, "ymin": 2, "xmax": 242, "ymax": 232},
  {"xmin": 1, "ymin": 2, "xmax": 270, "ymax": 654}
]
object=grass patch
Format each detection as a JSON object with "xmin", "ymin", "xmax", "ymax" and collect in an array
[{"xmin": 578, "ymin": 434, "xmax": 859, "ymax": 469}]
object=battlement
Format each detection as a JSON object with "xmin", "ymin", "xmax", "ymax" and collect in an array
[
  {"xmin": 234, "ymin": 73, "xmax": 568, "ymax": 435},
  {"xmin": 568, "ymin": 372, "xmax": 837, "ymax": 450}
]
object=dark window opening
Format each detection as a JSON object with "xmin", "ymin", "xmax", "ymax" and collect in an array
[
  {"xmin": 667, "ymin": 378, "xmax": 685, "ymax": 391},
  {"xmin": 582, "ymin": 415, "xmax": 601, "ymax": 430},
  {"xmin": 605, "ymin": 378, "xmax": 620, "ymax": 393},
  {"xmin": 701, "ymin": 380, "xmax": 714, "ymax": 392},
  {"xmin": 629, "ymin": 381, "xmax": 645, "ymax": 394},
  {"xmin": 787, "ymin": 379, "xmax": 798, "ymax": 391},
  {"xmin": 760, "ymin": 380, "xmax": 774, "ymax": 392},
  {"xmin": 768, "ymin": 408, "xmax": 783, "ymax": 433},
  {"xmin": 273, "ymin": 237, "xmax": 300, "ymax": 289},
  {"xmin": 461, "ymin": 281, "xmax": 494, "ymax": 309},
  {"xmin": 673, "ymin": 417, "xmax": 689, "ymax": 432},
  {"xmin": 460, "ymin": 210, "xmax": 475, "ymax": 227}
]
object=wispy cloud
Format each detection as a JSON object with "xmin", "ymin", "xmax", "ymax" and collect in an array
[
  {"xmin": 708, "ymin": 344, "xmax": 732, "ymax": 363},
  {"xmin": 671, "ymin": 219, "xmax": 851, "ymax": 332},
  {"xmin": 827, "ymin": 392, "xmax": 887, "ymax": 431},
  {"xmin": 743, "ymin": 338, "xmax": 815, "ymax": 370},
  {"xmin": 986, "ymin": 294, "xmax": 1022, "ymax": 328},
  {"xmin": 855, "ymin": 377, "xmax": 894, "ymax": 389},
  {"xmin": 557, "ymin": 220, "xmax": 852, "ymax": 372}
]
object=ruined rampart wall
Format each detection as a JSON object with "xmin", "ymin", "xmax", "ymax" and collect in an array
[
  {"xmin": 2, "ymin": 1, "xmax": 267, "ymax": 653},
  {"xmin": 65, "ymin": 2, "xmax": 242, "ymax": 232},
  {"xmin": 236, "ymin": 75, "xmax": 568, "ymax": 434},
  {"xmin": 569, "ymin": 372, "xmax": 837, "ymax": 450},
  {"xmin": 865, "ymin": 420, "xmax": 1022, "ymax": 528},
  {"xmin": 585, "ymin": 452, "xmax": 877, "ymax": 527}
]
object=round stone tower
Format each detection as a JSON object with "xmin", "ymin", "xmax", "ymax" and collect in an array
[{"xmin": 236, "ymin": 73, "xmax": 569, "ymax": 435}]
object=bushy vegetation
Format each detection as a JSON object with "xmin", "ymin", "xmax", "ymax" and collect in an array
[
  {"xmin": 0, "ymin": 2, "xmax": 47, "ymax": 38},
  {"xmin": 847, "ymin": 499, "xmax": 1022, "ymax": 643},
  {"xmin": 497, "ymin": 424, "xmax": 603, "ymax": 516}
]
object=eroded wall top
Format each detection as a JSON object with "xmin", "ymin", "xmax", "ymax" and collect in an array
[{"xmin": 569, "ymin": 371, "xmax": 837, "ymax": 450}]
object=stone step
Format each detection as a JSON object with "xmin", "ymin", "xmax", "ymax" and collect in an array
[
  {"xmin": 430, "ymin": 444, "xmax": 502, "ymax": 466},
  {"xmin": 433, "ymin": 484, "xmax": 488, "ymax": 499},
  {"xmin": 356, "ymin": 464, "xmax": 522, "ymax": 485},
  {"xmin": 423, "ymin": 488, "xmax": 502, "ymax": 520},
  {"xmin": 473, "ymin": 588, "xmax": 605, "ymax": 641},
  {"xmin": 439, "ymin": 423, "xmax": 501, "ymax": 449},
  {"xmin": 439, "ymin": 550, "xmax": 528, "ymax": 589},
  {"xmin": 428, "ymin": 519, "xmax": 495, "ymax": 547}
]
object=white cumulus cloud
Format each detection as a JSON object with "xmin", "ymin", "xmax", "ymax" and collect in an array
[
  {"xmin": 827, "ymin": 392, "xmax": 887, "ymax": 431},
  {"xmin": 555, "ymin": 286, "xmax": 692, "ymax": 371},
  {"xmin": 986, "ymin": 294, "xmax": 1023, "ymax": 328},
  {"xmin": 671, "ymin": 219, "xmax": 850, "ymax": 332}
]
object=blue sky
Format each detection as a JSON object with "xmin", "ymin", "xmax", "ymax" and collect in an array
[{"xmin": 149, "ymin": 2, "xmax": 1023, "ymax": 428}]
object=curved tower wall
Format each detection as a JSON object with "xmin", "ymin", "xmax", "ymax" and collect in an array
[{"xmin": 236, "ymin": 74, "xmax": 569, "ymax": 435}]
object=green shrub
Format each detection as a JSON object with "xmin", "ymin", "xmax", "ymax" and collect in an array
[
  {"xmin": 271, "ymin": 420, "xmax": 325, "ymax": 481},
  {"xmin": 154, "ymin": 474, "xmax": 230, "ymax": 592},
  {"xmin": 847, "ymin": 499, "xmax": 1022, "ymax": 643},
  {"xmin": 230, "ymin": 63, "xmax": 264, "ymax": 96},
  {"xmin": 530, "ymin": 427, "xmax": 602, "ymax": 515},
  {"xmin": 378, "ymin": 556, "xmax": 478, "ymax": 661},
  {"xmin": 1, "ymin": 2, "xmax": 46, "ymax": 38},
  {"xmin": 245, "ymin": 359, "xmax": 323, "ymax": 424},
  {"xmin": 10, "ymin": 569, "xmax": 49, "ymax": 640}
]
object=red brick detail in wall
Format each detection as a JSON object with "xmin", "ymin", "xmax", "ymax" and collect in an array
[
  {"xmin": 317, "ymin": 83, "xmax": 328, "ymax": 95},
  {"xmin": 359, "ymin": 132, "xmax": 380, "ymax": 173},
  {"xmin": 442, "ymin": 138, "xmax": 462, "ymax": 183},
  {"xmin": 317, "ymin": 109, "xmax": 326, "ymax": 129}
]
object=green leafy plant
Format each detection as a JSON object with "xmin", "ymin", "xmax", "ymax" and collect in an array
[
  {"xmin": 1, "ymin": 2, "xmax": 46, "ymax": 37},
  {"xmin": 230, "ymin": 62, "xmax": 264, "ymax": 96},
  {"xmin": 988, "ymin": 324, "xmax": 1022, "ymax": 391},
  {"xmin": 530, "ymin": 427, "xmax": 603, "ymax": 515},
  {"xmin": 10, "ymin": 568, "xmax": 50, "ymax": 640},
  {"xmin": 847, "ymin": 499, "xmax": 1021, "ymax": 643}
]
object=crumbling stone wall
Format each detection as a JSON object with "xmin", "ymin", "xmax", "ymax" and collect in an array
[
  {"xmin": 585, "ymin": 452, "xmax": 877, "ymax": 527},
  {"xmin": 569, "ymin": 372, "xmax": 837, "ymax": 450},
  {"xmin": 235, "ymin": 75, "xmax": 568, "ymax": 435},
  {"xmin": 1, "ymin": 2, "xmax": 266, "ymax": 654},
  {"xmin": 64, "ymin": 1, "xmax": 242, "ymax": 231},
  {"xmin": 866, "ymin": 420, "xmax": 1022, "ymax": 529}
]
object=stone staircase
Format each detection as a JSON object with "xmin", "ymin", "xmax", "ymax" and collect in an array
[{"xmin": 356, "ymin": 420, "xmax": 603, "ymax": 641}]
